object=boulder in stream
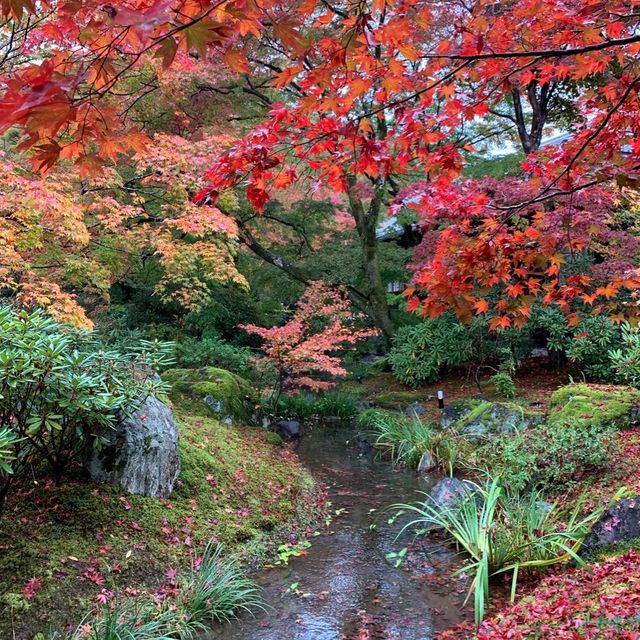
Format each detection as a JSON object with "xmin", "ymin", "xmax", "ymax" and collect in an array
[
  {"xmin": 429, "ymin": 477, "xmax": 473, "ymax": 509},
  {"xmin": 417, "ymin": 451, "xmax": 436, "ymax": 475},
  {"xmin": 274, "ymin": 419, "xmax": 301, "ymax": 440},
  {"xmin": 87, "ymin": 395, "xmax": 180, "ymax": 498}
]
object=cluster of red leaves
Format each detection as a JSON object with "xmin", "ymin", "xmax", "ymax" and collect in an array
[
  {"xmin": 241, "ymin": 281, "xmax": 377, "ymax": 391},
  {"xmin": 439, "ymin": 551, "xmax": 640, "ymax": 640},
  {"xmin": 403, "ymin": 177, "xmax": 640, "ymax": 327}
]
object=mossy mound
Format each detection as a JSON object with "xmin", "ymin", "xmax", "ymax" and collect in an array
[
  {"xmin": 374, "ymin": 389, "xmax": 427, "ymax": 410},
  {"xmin": 0, "ymin": 409, "xmax": 321, "ymax": 639},
  {"xmin": 549, "ymin": 383, "xmax": 640, "ymax": 429},
  {"xmin": 163, "ymin": 367, "xmax": 256, "ymax": 421}
]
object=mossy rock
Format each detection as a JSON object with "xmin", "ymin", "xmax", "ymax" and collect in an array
[
  {"xmin": 374, "ymin": 390, "xmax": 427, "ymax": 410},
  {"xmin": 446, "ymin": 399, "xmax": 543, "ymax": 440},
  {"xmin": 549, "ymin": 383, "xmax": 640, "ymax": 429},
  {"xmin": 163, "ymin": 367, "xmax": 256, "ymax": 421}
]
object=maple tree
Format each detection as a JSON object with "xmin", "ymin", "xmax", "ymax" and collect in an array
[
  {"xmin": 241, "ymin": 281, "xmax": 377, "ymax": 404},
  {"xmin": 0, "ymin": 1, "xmax": 639, "ymax": 330}
]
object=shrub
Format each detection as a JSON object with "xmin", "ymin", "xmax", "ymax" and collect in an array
[
  {"xmin": 174, "ymin": 337, "xmax": 254, "ymax": 379},
  {"xmin": 395, "ymin": 477, "xmax": 616, "ymax": 624},
  {"xmin": 472, "ymin": 419, "xmax": 619, "ymax": 493},
  {"xmin": 0, "ymin": 307, "xmax": 171, "ymax": 505},
  {"xmin": 489, "ymin": 371, "xmax": 517, "ymax": 399},
  {"xmin": 566, "ymin": 316, "xmax": 619, "ymax": 381},
  {"xmin": 609, "ymin": 322, "xmax": 640, "ymax": 387},
  {"xmin": 388, "ymin": 316, "xmax": 473, "ymax": 386},
  {"xmin": 178, "ymin": 542, "xmax": 264, "ymax": 625}
]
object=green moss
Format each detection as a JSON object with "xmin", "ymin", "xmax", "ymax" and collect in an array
[
  {"xmin": 0, "ymin": 410, "xmax": 321, "ymax": 638},
  {"xmin": 374, "ymin": 390, "xmax": 426, "ymax": 409},
  {"xmin": 163, "ymin": 367, "xmax": 256, "ymax": 420},
  {"xmin": 549, "ymin": 384, "xmax": 640, "ymax": 429},
  {"xmin": 266, "ymin": 433, "xmax": 284, "ymax": 447}
]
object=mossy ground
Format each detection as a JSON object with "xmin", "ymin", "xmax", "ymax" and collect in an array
[
  {"xmin": 0, "ymin": 407, "xmax": 323, "ymax": 639},
  {"xmin": 549, "ymin": 383, "xmax": 640, "ymax": 428}
]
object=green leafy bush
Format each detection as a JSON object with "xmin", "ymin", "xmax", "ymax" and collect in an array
[
  {"xmin": 174, "ymin": 337, "xmax": 254, "ymax": 379},
  {"xmin": 609, "ymin": 322, "xmax": 640, "ymax": 387},
  {"xmin": 388, "ymin": 315, "xmax": 474, "ymax": 386},
  {"xmin": 395, "ymin": 477, "xmax": 615, "ymax": 624},
  {"xmin": 566, "ymin": 316, "xmax": 619, "ymax": 381},
  {"xmin": 0, "ymin": 306, "xmax": 171, "ymax": 505},
  {"xmin": 472, "ymin": 419, "xmax": 619, "ymax": 493},
  {"xmin": 489, "ymin": 372, "xmax": 517, "ymax": 399}
]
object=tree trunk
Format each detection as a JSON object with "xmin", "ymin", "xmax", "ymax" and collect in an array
[
  {"xmin": 236, "ymin": 212, "xmax": 396, "ymax": 338},
  {"xmin": 512, "ymin": 81, "xmax": 554, "ymax": 154},
  {"xmin": 347, "ymin": 177, "xmax": 396, "ymax": 340}
]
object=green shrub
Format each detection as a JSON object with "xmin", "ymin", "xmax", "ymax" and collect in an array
[
  {"xmin": 388, "ymin": 316, "xmax": 473, "ymax": 386},
  {"xmin": 0, "ymin": 307, "xmax": 171, "ymax": 505},
  {"xmin": 174, "ymin": 337, "xmax": 254, "ymax": 379},
  {"xmin": 178, "ymin": 542, "xmax": 264, "ymax": 625},
  {"xmin": 395, "ymin": 477, "xmax": 615, "ymax": 624},
  {"xmin": 566, "ymin": 316, "xmax": 619, "ymax": 381},
  {"xmin": 489, "ymin": 371, "xmax": 517, "ymax": 399},
  {"xmin": 473, "ymin": 419, "xmax": 619, "ymax": 493},
  {"xmin": 609, "ymin": 322, "xmax": 640, "ymax": 387},
  {"xmin": 265, "ymin": 432, "xmax": 284, "ymax": 447}
]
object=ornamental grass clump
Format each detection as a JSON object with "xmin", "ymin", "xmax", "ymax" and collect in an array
[
  {"xmin": 178, "ymin": 541, "xmax": 265, "ymax": 625},
  {"xmin": 394, "ymin": 477, "xmax": 622, "ymax": 624},
  {"xmin": 361, "ymin": 410, "xmax": 466, "ymax": 473}
]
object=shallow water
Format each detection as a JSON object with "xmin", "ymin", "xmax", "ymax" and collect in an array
[{"xmin": 211, "ymin": 424, "xmax": 470, "ymax": 640}]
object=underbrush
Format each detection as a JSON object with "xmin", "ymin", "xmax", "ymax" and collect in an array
[{"xmin": 275, "ymin": 390, "xmax": 359, "ymax": 420}]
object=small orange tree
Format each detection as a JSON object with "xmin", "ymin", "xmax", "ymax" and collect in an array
[{"xmin": 241, "ymin": 282, "xmax": 377, "ymax": 408}]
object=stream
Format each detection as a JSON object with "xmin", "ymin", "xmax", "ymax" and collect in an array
[{"xmin": 212, "ymin": 424, "xmax": 471, "ymax": 640}]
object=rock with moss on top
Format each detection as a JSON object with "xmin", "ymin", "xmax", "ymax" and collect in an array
[
  {"xmin": 163, "ymin": 367, "xmax": 256, "ymax": 422},
  {"xmin": 549, "ymin": 383, "xmax": 640, "ymax": 430},
  {"xmin": 442, "ymin": 399, "xmax": 543, "ymax": 441}
]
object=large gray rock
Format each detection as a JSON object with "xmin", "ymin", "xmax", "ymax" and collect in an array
[
  {"xmin": 429, "ymin": 477, "xmax": 473, "ymax": 509},
  {"xmin": 87, "ymin": 396, "xmax": 180, "ymax": 498},
  {"xmin": 274, "ymin": 419, "xmax": 301, "ymax": 440},
  {"xmin": 580, "ymin": 498, "xmax": 640, "ymax": 558},
  {"xmin": 404, "ymin": 401, "xmax": 426, "ymax": 418}
]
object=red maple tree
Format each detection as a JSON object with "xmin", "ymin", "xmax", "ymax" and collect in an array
[
  {"xmin": 241, "ymin": 282, "xmax": 377, "ymax": 402},
  {"xmin": 1, "ymin": 1, "xmax": 640, "ymax": 328}
]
